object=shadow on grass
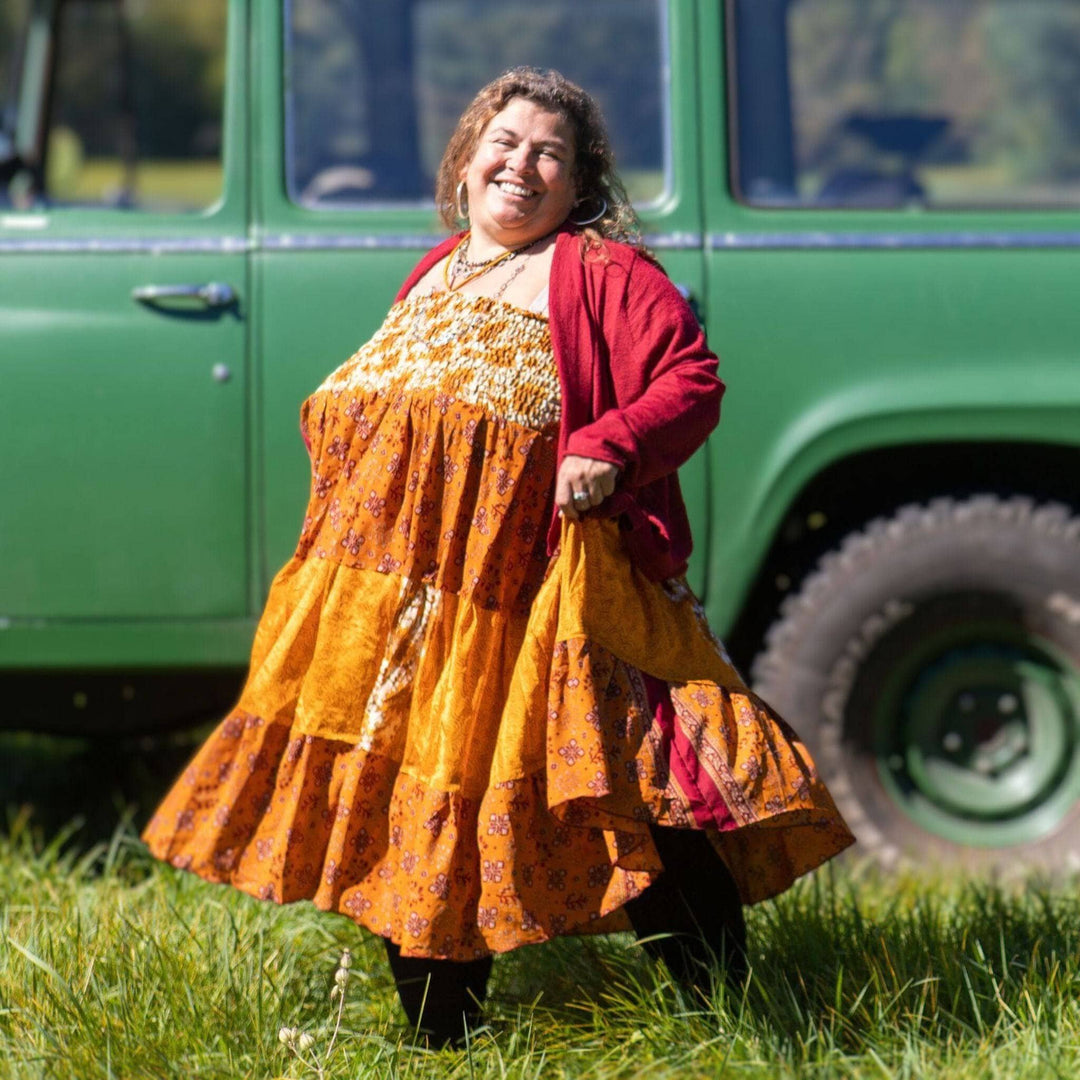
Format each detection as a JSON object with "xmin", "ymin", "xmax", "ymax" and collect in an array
[
  {"xmin": 491, "ymin": 931, "xmax": 648, "ymax": 1009},
  {"xmin": 476, "ymin": 863, "xmax": 1080, "ymax": 1063},
  {"xmin": 0, "ymin": 728, "xmax": 207, "ymax": 846}
]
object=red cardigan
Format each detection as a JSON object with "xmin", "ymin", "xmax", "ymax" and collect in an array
[{"xmin": 395, "ymin": 228, "xmax": 724, "ymax": 580}]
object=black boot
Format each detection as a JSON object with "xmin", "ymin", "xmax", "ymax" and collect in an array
[
  {"xmin": 623, "ymin": 826, "xmax": 748, "ymax": 997},
  {"xmin": 382, "ymin": 938, "xmax": 492, "ymax": 1047}
]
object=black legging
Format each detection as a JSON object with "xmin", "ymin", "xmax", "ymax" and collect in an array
[
  {"xmin": 382, "ymin": 937, "xmax": 492, "ymax": 1047},
  {"xmin": 622, "ymin": 825, "xmax": 748, "ymax": 995},
  {"xmin": 383, "ymin": 826, "xmax": 746, "ymax": 1045}
]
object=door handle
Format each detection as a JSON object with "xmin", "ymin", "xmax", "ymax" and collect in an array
[{"xmin": 132, "ymin": 282, "xmax": 237, "ymax": 308}]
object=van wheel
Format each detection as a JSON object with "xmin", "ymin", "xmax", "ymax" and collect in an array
[{"xmin": 751, "ymin": 496, "xmax": 1080, "ymax": 871}]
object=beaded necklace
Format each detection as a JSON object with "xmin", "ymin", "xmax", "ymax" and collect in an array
[
  {"xmin": 443, "ymin": 235, "xmax": 520, "ymax": 292},
  {"xmin": 442, "ymin": 228, "xmax": 558, "ymax": 296},
  {"xmin": 406, "ymin": 229, "xmax": 556, "ymax": 348},
  {"xmin": 453, "ymin": 241, "xmax": 510, "ymax": 273}
]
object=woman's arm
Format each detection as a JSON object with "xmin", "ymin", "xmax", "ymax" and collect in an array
[{"xmin": 564, "ymin": 253, "xmax": 723, "ymax": 489}]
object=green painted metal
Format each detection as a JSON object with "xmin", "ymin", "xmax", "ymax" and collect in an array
[
  {"xmin": 870, "ymin": 625, "xmax": 1080, "ymax": 846},
  {"xmin": 696, "ymin": 2, "xmax": 1080, "ymax": 635},
  {"xmin": 0, "ymin": 251, "xmax": 248, "ymax": 618},
  {"xmin": 0, "ymin": 0, "xmax": 251, "ymax": 633},
  {"xmin": 0, "ymin": 619, "xmax": 258, "ymax": 667}
]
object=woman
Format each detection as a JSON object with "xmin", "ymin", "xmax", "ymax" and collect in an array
[{"xmin": 143, "ymin": 68, "xmax": 854, "ymax": 1046}]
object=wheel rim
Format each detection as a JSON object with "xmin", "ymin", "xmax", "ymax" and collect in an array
[{"xmin": 872, "ymin": 619, "xmax": 1080, "ymax": 847}]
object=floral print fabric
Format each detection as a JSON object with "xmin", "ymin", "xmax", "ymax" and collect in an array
[{"xmin": 143, "ymin": 290, "xmax": 853, "ymax": 960}]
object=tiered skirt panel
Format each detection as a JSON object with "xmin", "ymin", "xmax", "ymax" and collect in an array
[{"xmin": 143, "ymin": 291, "xmax": 853, "ymax": 959}]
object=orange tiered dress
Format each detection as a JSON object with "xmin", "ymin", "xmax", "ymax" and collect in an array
[{"xmin": 142, "ymin": 289, "xmax": 853, "ymax": 960}]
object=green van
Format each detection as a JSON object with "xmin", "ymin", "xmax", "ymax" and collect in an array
[{"xmin": 3, "ymin": 0, "xmax": 1080, "ymax": 869}]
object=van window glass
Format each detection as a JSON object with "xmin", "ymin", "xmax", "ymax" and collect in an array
[
  {"xmin": 40, "ymin": 0, "xmax": 225, "ymax": 212},
  {"xmin": 731, "ymin": 0, "xmax": 1080, "ymax": 209},
  {"xmin": 287, "ymin": 0, "xmax": 667, "ymax": 209}
]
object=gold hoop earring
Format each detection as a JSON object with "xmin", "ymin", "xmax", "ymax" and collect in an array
[
  {"xmin": 568, "ymin": 196, "xmax": 608, "ymax": 226},
  {"xmin": 455, "ymin": 180, "xmax": 469, "ymax": 221}
]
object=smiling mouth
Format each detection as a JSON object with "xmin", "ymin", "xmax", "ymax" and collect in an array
[{"xmin": 495, "ymin": 181, "xmax": 536, "ymax": 198}]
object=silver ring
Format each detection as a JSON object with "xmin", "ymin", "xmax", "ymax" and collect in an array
[{"xmin": 572, "ymin": 491, "xmax": 590, "ymax": 505}]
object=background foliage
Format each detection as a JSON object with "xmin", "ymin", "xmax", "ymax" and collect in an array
[{"xmin": 787, "ymin": 0, "xmax": 1080, "ymax": 202}]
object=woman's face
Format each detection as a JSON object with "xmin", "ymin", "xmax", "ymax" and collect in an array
[{"xmin": 462, "ymin": 97, "xmax": 577, "ymax": 250}]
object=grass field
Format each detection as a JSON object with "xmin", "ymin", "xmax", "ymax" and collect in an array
[{"xmin": 1, "ymin": 807, "xmax": 1078, "ymax": 1080}]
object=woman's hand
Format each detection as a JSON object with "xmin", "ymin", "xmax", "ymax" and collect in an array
[{"xmin": 555, "ymin": 455, "xmax": 620, "ymax": 520}]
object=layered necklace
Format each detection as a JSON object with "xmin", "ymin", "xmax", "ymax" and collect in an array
[
  {"xmin": 443, "ymin": 230, "xmax": 553, "ymax": 302},
  {"xmin": 406, "ymin": 229, "xmax": 556, "ymax": 349}
]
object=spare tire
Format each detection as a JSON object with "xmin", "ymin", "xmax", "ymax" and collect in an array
[{"xmin": 751, "ymin": 496, "xmax": 1080, "ymax": 871}]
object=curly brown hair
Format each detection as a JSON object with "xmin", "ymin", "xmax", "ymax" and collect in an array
[{"xmin": 435, "ymin": 67, "xmax": 641, "ymax": 247}]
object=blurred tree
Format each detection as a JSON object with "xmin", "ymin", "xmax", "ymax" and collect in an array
[
  {"xmin": 287, "ymin": 0, "xmax": 664, "ymax": 202},
  {"xmin": 787, "ymin": 0, "xmax": 1080, "ymax": 202},
  {"xmin": 41, "ymin": 0, "xmax": 225, "ymax": 161},
  {"xmin": 415, "ymin": 1, "xmax": 662, "ymax": 176},
  {"xmin": 981, "ymin": 3, "xmax": 1080, "ymax": 183},
  {"xmin": 1, "ymin": 0, "xmax": 31, "ymax": 115}
]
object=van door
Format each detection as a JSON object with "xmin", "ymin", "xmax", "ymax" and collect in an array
[
  {"xmin": 252, "ymin": 0, "xmax": 705, "ymax": 589},
  {"xmin": 0, "ymin": 0, "xmax": 249, "ymax": 636}
]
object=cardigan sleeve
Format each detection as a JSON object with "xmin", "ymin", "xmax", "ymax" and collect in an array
[{"xmin": 564, "ymin": 253, "xmax": 723, "ymax": 488}]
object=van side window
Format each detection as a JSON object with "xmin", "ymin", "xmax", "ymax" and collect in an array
[
  {"xmin": 731, "ymin": 0, "xmax": 1080, "ymax": 209},
  {"xmin": 287, "ymin": 0, "xmax": 667, "ymax": 209},
  {"xmin": 29, "ymin": 0, "xmax": 225, "ymax": 212}
]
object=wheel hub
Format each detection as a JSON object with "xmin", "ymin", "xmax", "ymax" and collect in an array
[{"xmin": 874, "ymin": 625, "xmax": 1080, "ymax": 846}]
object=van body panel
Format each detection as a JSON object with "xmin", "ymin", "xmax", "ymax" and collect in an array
[
  {"xmin": 697, "ymin": 1, "xmax": 1080, "ymax": 633},
  {"xmin": 0, "ymin": 0, "xmax": 251, "ymax": 632},
  {"xmin": 0, "ymin": 619, "xmax": 257, "ymax": 668}
]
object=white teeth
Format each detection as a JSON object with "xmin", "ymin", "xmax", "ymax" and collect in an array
[{"xmin": 497, "ymin": 181, "xmax": 534, "ymax": 197}]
